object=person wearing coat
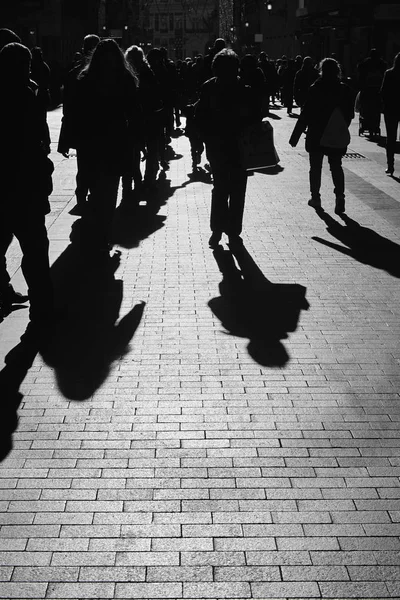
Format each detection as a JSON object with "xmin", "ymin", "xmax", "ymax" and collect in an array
[
  {"xmin": 62, "ymin": 39, "xmax": 140, "ymax": 251},
  {"xmin": 293, "ymin": 56, "xmax": 318, "ymax": 109},
  {"xmin": 380, "ymin": 52, "xmax": 400, "ymax": 176},
  {"xmin": 195, "ymin": 49, "xmax": 258, "ymax": 247},
  {"xmin": 289, "ymin": 58, "xmax": 354, "ymax": 215},
  {"xmin": 0, "ymin": 42, "xmax": 53, "ymax": 327}
]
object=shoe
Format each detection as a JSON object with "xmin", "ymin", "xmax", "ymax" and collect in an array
[
  {"xmin": 0, "ymin": 286, "xmax": 28, "ymax": 307},
  {"xmin": 69, "ymin": 202, "xmax": 87, "ymax": 216},
  {"xmin": 308, "ymin": 198, "xmax": 321, "ymax": 208},
  {"xmin": 208, "ymin": 232, "xmax": 222, "ymax": 248},
  {"xmin": 385, "ymin": 167, "xmax": 394, "ymax": 175}
]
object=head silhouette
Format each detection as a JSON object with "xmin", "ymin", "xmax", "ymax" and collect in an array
[
  {"xmin": 212, "ymin": 48, "xmax": 239, "ymax": 83},
  {"xmin": 319, "ymin": 57, "xmax": 341, "ymax": 81},
  {"xmin": 0, "ymin": 28, "xmax": 21, "ymax": 51},
  {"xmin": 0, "ymin": 42, "xmax": 31, "ymax": 85}
]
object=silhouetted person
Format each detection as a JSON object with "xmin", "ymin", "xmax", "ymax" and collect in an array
[
  {"xmin": 357, "ymin": 48, "xmax": 386, "ymax": 136},
  {"xmin": 65, "ymin": 39, "xmax": 139, "ymax": 252},
  {"xmin": 280, "ymin": 59, "xmax": 297, "ymax": 115},
  {"xmin": 239, "ymin": 54, "xmax": 266, "ymax": 119},
  {"xmin": 0, "ymin": 43, "xmax": 53, "ymax": 327},
  {"xmin": 293, "ymin": 56, "xmax": 318, "ymax": 108},
  {"xmin": 380, "ymin": 52, "xmax": 400, "ymax": 176},
  {"xmin": 289, "ymin": 58, "xmax": 354, "ymax": 215},
  {"xmin": 196, "ymin": 49, "xmax": 258, "ymax": 247},
  {"xmin": 58, "ymin": 34, "xmax": 100, "ymax": 215},
  {"xmin": 203, "ymin": 38, "xmax": 226, "ymax": 82},
  {"xmin": 126, "ymin": 46, "xmax": 163, "ymax": 191},
  {"xmin": 258, "ymin": 52, "xmax": 278, "ymax": 113},
  {"xmin": 0, "ymin": 29, "xmax": 29, "ymax": 311},
  {"xmin": 182, "ymin": 101, "xmax": 204, "ymax": 172},
  {"xmin": 30, "ymin": 46, "xmax": 51, "ymax": 111}
]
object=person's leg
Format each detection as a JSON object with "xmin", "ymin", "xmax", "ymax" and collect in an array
[
  {"xmin": 88, "ymin": 173, "xmax": 120, "ymax": 248},
  {"xmin": 12, "ymin": 211, "xmax": 53, "ymax": 323},
  {"xmin": 75, "ymin": 148, "xmax": 90, "ymax": 205},
  {"xmin": 132, "ymin": 145, "xmax": 143, "ymax": 191},
  {"xmin": 309, "ymin": 151, "xmax": 324, "ymax": 206},
  {"xmin": 227, "ymin": 165, "xmax": 248, "ymax": 238},
  {"xmin": 207, "ymin": 148, "xmax": 229, "ymax": 244},
  {"xmin": 327, "ymin": 153, "xmax": 345, "ymax": 213},
  {"xmin": 384, "ymin": 113, "xmax": 397, "ymax": 173},
  {"xmin": 144, "ymin": 134, "xmax": 159, "ymax": 186}
]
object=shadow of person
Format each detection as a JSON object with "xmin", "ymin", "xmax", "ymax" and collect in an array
[
  {"xmin": 208, "ymin": 244, "xmax": 309, "ymax": 367},
  {"xmin": 113, "ymin": 203, "xmax": 166, "ymax": 249},
  {"xmin": 312, "ymin": 210, "xmax": 400, "ymax": 278},
  {"xmin": 0, "ymin": 330, "xmax": 39, "ymax": 461},
  {"xmin": 39, "ymin": 225, "xmax": 145, "ymax": 401}
]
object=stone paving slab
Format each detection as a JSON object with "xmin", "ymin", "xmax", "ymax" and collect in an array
[{"xmin": 0, "ymin": 105, "xmax": 400, "ymax": 599}]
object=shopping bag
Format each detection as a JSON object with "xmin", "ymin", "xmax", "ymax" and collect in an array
[{"xmin": 239, "ymin": 118, "xmax": 280, "ymax": 171}]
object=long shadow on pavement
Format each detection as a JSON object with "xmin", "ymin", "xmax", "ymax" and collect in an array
[
  {"xmin": 313, "ymin": 211, "xmax": 400, "ymax": 278},
  {"xmin": 0, "ymin": 331, "xmax": 38, "ymax": 461},
  {"xmin": 0, "ymin": 219, "xmax": 146, "ymax": 460},
  {"xmin": 209, "ymin": 244, "xmax": 309, "ymax": 367},
  {"xmin": 39, "ymin": 223, "xmax": 145, "ymax": 401}
]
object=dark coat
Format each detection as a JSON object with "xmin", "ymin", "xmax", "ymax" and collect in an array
[
  {"xmin": 67, "ymin": 71, "xmax": 139, "ymax": 175},
  {"xmin": 380, "ymin": 67, "xmax": 400, "ymax": 116},
  {"xmin": 195, "ymin": 76, "xmax": 258, "ymax": 150},
  {"xmin": 291, "ymin": 78, "xmax": 354, "ymax": 154},
  {"xmin": 293, "ymin": 66, "xmax": 318, "ymax": 107},
  {"xmin": 0, "ymin": 83, "xmax": 53, "ymax": 215}
]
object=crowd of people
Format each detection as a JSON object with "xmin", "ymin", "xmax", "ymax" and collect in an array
[{"xmin": 0, "ymin": 25, "xmax": 399, "ymax": 334}]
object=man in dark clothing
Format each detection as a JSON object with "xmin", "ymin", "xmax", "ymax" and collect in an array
[
  {"xmin": 0, "ymin": 43, "xmax": 53, "ymax": 325},
  {"xmin": 196, "ymin": 49, "xmax": 258, "ymax": 247}
]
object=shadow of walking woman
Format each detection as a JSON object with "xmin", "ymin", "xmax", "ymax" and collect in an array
[{"xmin": 209, "ymin": 244, "xmax": 309, "ymax": 367}]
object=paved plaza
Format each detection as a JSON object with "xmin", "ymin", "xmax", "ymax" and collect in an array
[{"xmin": 0, "ymin": 106, "xmax": 400, "ymax": 599}]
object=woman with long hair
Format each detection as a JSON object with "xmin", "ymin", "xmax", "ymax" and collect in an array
[
  {"xmin": 380, "ymin": 52, "xmax": 400, "ymax": 175},
  {"xmin": 290, "ymin": 58, "xmax": 354, "ymax": 214},
  {"xmin": 70, "ymin": 39, "xmax": 139, "ymax": 249}
]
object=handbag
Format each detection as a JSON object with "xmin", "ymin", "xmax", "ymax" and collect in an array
[
  {"xmin": 320, "ymin": 107, "xmax": 350, "ymax": 148},
  {"xmin": 239, "ymin": 118, "xmax": 280, "ymax": 171}
]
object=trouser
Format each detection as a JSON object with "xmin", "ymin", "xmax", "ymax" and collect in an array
[
  {"xmin": 144, "ymin": 135, "xmax": 160, "ymax": 184},
  {"xmin": 384, "ymin": 113, "xmax": 400, "ymax": 168},
  {"xmin": 87, "ymin": 172, "xmax": 120, "ymax": 246},
  {"xmin": 309, "ymin": 151, "xmax": 345, "ymax": 201},
  {"xmin": 0, "ymin": 210, "xmax": 52, "ymax": 321},
  {"xmin": 122, "ymin": 145, "xmax": 143, "ymax": 196},
  {"xmin": 190, "ymin": 138, "xmax": 204, "ymax": 165},
  {"xmin": 75, "ymin": 148, "xmax": 90, "ymax": 204},
  {"xmin": 206, "ymin": 146, "xmax": 248, "ymax": 236}
]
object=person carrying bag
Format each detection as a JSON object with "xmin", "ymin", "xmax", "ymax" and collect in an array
[{"xmin": 289, "ymin": 58, "xmax": 354, "ymax": 215}]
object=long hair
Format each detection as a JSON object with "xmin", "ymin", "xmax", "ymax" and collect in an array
[
  {"xmin": 125, "ymin": 45, "xmax": 148, "ymax": 75},
  {"xmin": 79, "ymin": 38, "xmax": 137, "ymax": 86},
  {"xmin": 319, "ymin": 57, "xmax": 341, "ymax": 81},
  {"xmin": 392, "ymin": 52, "xmax": 400, "ymax": 71}
]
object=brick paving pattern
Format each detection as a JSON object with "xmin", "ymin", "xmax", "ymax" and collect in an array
[{"xmin": 0, "ymin": 106, "xmax": 400, "ymax": 599}]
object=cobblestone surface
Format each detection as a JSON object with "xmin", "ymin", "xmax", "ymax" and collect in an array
[{"xmin": 0, "ymin": 105, "xmax": 400, "ymax": 599}]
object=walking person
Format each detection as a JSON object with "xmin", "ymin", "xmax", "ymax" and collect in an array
[
  {"xmin": 293, "ymin": 56, "xmax": 318, "ymax": 109},
  {"xmin": 58, "ymin": 34, "xmax": 100, "ymax": 215},
  {"xmin": 0, "ymin": 42, "xmax": 54, "ymax": 328},
  {"xmin": 380, "ymin": 52, "xmax": 400, "ymax": 176},
  {"xmin": 289, "ymin": 58, "xmax": 354, "ymax": 215},
  {"xmin": 195, "ymin": 49, "xmax": 258, "ymax": 247},
  {"xmin": 63, "ymin": 39, "xmax": 139, "ymax": 251}
]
